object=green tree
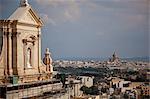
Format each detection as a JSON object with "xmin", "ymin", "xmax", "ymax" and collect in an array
[{"xmin": 80, "ymin": 85, "xmax": 99, "ymax": 95}]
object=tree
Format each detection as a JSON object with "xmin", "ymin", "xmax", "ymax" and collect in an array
[
  {"xmin": 80, "ymin": 85, "xmax": 89, "ymax": 94},
  {"xmin": 89, "ymin": 86, "xmax": 99, "ymax": 95},
  {"xmin": 60, "ymin": 74, "xmax": 66, "ymax": 87},
  {"xmin": 80, "ymin": 85, "xmax": 99, "ymax": 95},
  {"xmin": 101, "ymin": 87, "xmax": 107, "ymax": 93},
  {"xmin": 56, "ymin": 74, "xmax": 66, "ymax": 87}
]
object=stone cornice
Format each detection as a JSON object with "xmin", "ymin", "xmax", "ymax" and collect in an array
[
  {"xmin": 17, "ymin": 22, "xmax": 42, "ymax": 28},
  {"xmin": 0, "ymin": 20, "xmax": 42, "ymax": 29}
]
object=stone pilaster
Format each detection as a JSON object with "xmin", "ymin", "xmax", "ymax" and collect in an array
[
  {"xmin": 37, "ymin": 31, "xmax": 41, "ymax": 73},
  {"xmin": 3, "ymin": 28, "xmax": 8, "ymax": 76},
  {"xmin": 8, "ymin": 31, "xmax": 13, "ymax": 76},
  {"xmin": 22, "ymin": 39, "xmax": 27, "ymax": 74},
  {"xmin": 12, "ymin": 32, "xmax": 18, "ymax": 75},
  {"xmin": 11, "ymin": 20, "xmax": 18, "ymax": 75}
]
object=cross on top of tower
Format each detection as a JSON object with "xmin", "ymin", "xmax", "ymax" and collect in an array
[{"xmin": 20, "ymin": 0, "xmax": 29, "ymax": 7}]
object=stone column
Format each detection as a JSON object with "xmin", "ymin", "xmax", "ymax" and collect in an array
[
  {"xmin": 3, "ymin": 27, "xmax": 8, "ymax": 76},
  {"xmin": 8, "ymin": 31, "xmax": 13, "ymax": 76},
  {"xmin": 12, "ymin": 32, "xmax": 18, "ymax": 75},
  {"xmin": 12, "ymin": 20, "xmax": 18, "ymax": 75},
  {"xmin": 31, "ymin": 43, "xmax": 34, "ymax": 68},
  {"xmin": 37, "ymin": 28, "xmax": 41, "ymax": 73},
  {"xmin": 6, "ymin": 21, "xmax": 11, "ymax": 76},
  {"xmin": 23, "ymin": 39, "xmax": 27, "ymax": 73}
]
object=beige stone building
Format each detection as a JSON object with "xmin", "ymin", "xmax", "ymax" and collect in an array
[{"xmin": 0, "ymin": 0, "xmax": 53, "ymax": 84}]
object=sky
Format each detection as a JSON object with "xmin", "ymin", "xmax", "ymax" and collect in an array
[{"xmin": 0, "ymin": 0, "xmax": 149, "ymax": 59}]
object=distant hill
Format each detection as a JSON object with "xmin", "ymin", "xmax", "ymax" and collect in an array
[
  {"xmin": 54, "ymin": 56, "xmax": 150, "ymax": 62},
  {"xmin": 54, "ymin": 57, "xmax": 107, "ymax": 61},
  {"xmin": 122, "ymin": 57, "xmax": 150, "ymax": 62}
]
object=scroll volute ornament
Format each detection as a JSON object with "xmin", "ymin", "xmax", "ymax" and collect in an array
[{"xmin": 22, "ymin": 35, "xmax": 36, "ymax": 45}]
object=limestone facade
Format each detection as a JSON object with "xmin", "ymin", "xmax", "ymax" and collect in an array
[{"xmin": 0, "ymin": 1, "xmax": 53, "ymax": 84}]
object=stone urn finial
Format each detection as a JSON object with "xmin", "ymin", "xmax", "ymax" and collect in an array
[{"xmin": 43, "ymin": 48, "xmax": 53, "ymax": 72}]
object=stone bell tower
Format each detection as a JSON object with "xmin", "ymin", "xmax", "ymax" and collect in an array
[{"xmin": 0, "ymin": 0, "xmax": 52, "ymax": 84}]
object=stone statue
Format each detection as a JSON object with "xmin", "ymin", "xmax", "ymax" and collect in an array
[
  {"xmin": 27, "ymin": 48, "xmax": 32, "ymax": 68},
  {"xmin": 20, "ymin": 0, "xmax": 29, "ymax": 7}
]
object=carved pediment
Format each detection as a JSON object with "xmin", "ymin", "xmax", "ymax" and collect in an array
[
  {"xmin": 8, "ymin": 6, "xmax": 43, "ymax": 26},
  {"xmin": 19, "ymin": 12, "xmax": 38, "ymax": 25}
]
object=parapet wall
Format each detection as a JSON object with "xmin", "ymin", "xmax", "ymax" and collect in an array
[{"xmin": 0, "ymin": 79, "xmax": 63, "ymax": 99}]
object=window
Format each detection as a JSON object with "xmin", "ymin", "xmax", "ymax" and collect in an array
[{"xmin": 87, "ymin": 78, "xmax": 89, "ymax": 81}]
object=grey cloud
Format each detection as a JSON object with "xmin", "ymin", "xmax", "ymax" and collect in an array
[
  {"xmin": 35, "ymin": 0, "xmax": 81, "ymax": 23},
  {"xmin": 40, "ymin": 13, "xmax": 56, "ymax": 26}
]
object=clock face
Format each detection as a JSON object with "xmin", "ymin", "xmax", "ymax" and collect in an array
[{"xmin": 0, "ymin": 31, "xmax": 3, "ymax": 55}]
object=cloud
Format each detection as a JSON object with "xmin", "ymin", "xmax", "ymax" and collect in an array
[
  {"xmin": 63, "ymin": 5, "xmax": 80, "ymax": 22},
  {"xmin": 0, "ymin": 5, "xmax": 1, "ymax": 15},
  {"xmin": 96, "ymin": 32, "xmax": 105, "ymax": 36},
  {"xmin": 40, "ymin": 13, "xmax": 56, "ymax": 26},
  {"xmin": 36, "ymin": 0, "xmax": 66, "ymax": 6},
  {"xmin": 35, "ymin": 0, "xmax": 81, "ymax": 23},
  {"xmin": 0, "ymin": 1, "xmax": 2, "ymax": 9},
  {"xmin": 87, "ymin": 0, "xmax": 147, "ymax": 13},
  {"xmin": 35, "ymin": 0, "xmax": 147, "ymax": 24}
]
